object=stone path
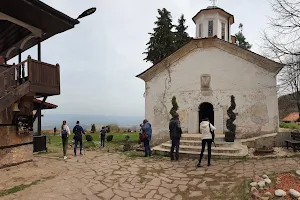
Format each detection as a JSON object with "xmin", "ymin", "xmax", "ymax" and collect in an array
[{"xmin": 1, "ymin": 152, "xmax": 300, "ymax": 200}]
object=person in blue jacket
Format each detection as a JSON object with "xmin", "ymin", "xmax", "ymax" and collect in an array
[
  {"xmin": 73, "ymin": 121, "xmax": 85, "ymax": 156},
  {"xmin": 141, "ymin": 119, "xmax": 152, "ymax": 157}
]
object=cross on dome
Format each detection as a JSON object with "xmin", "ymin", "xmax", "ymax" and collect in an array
[{"xmin": 210, "ymin": 0, "xmax": 217, "ymax": 7}]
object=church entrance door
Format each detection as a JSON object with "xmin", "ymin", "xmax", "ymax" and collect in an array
[{"xmin": 198, "ymin": 102, "xmax": 214, "ymax": 133}]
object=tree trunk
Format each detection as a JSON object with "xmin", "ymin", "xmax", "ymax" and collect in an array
[{"xmin": 297, "ymin": 102, "xmax": 300, "ymax": 122}]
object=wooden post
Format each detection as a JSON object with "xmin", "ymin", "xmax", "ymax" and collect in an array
[
  {"xmin": 4, "ymin": 57, "xmax": 7, "ymax": 64},
  {"xmin": 27, "ymin": 55, "xmax": 31, "ymax": 83},
  {"xmin": 37, "ymin": 109, "xmax": 42, "ymax": 135},
  {"xmin": 18, "ymin": 49, "xmax": 21, "ymax": 81},
  {"xmin": 34, "ymin": 97, "xmax": 47, "ymax": 136},
  {"xmin": 37, "ymin": 39, "xmax": 41, "ymax": 61},
  {"xmin": 56, "ymin": 64, "xmax": 60, "ymax": 89}
]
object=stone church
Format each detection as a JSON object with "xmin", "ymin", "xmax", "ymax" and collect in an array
[{"xmin": 137, "ymin": 6, "xmax": 283, "ymax": 145}]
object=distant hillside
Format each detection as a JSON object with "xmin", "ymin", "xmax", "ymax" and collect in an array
[
  {"xmin": 41, "ymin": 114, "xmax": 143, "ymax": 130},
  {"xmin": 278, "ymin": 93, "xmax": 299, "ymax": 120}
]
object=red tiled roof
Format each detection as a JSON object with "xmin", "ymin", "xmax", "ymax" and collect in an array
[
  {"xmin": 33, "ymin": 98, "xmax": 58, "ymax": 109},
  {"xmin": 282, "ymin": 112, "xmax": 299, "ymax": 122}
]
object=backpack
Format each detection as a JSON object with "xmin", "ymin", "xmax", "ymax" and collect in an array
[
  {"xmin": 62, "ymin": 128, "xmax": 68, "ymax": 135},
  {"xmin": 100, "ymin": 129, "xmax": 106, "ymax": 137},
  {"xmin": 74, "ymin": 126, "xmax": 82, "ymax": 137}
]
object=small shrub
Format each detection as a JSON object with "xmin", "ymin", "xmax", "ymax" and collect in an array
[
  {"xmin": 125, "ymin": 135, "xmax": 130, "ymax": 141},
  {"xmin": 123, "ymin": 143, "xmax": 132, "ymax": 151},
  {"xmin": 107, "ymin": 135, "xmax": 114, "ymax": 142},
  {"xmin": 280, "ymin": 122, "xmax": 300, "ymax": 130},
  {"xmin": 170, "ymin": 96, "xmax": 179, "ymax": 118},
  {"xmin": 85, "ymin": 134, "xmax": 93, "ymax": 142},
  {"xmin": 91, "ymin": 124, "xmax": 96, "ymax": 133}
]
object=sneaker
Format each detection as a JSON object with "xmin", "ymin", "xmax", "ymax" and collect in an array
[
  {"xmin": 197, "ymin": 163, "xmax": 201, "ymax": 168},
  {"xmin": 63, "ymin": 156, "xmax": 67, "ymax": 160}
]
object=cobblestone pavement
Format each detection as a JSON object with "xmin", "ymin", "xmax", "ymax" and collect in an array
[{"xmin": 1, "ymin": 152, "xmax": 300, "ymax": 200}]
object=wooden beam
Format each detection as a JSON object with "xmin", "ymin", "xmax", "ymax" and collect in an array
[
  {"xmin": 37, "ymin": 39, "xmax": 41, "ymax": 61},
  {"xmin": 33, "ymin": 96, "xmax": 47, "ymax": 122},
  {"xmin": 18, "ymin": 49, "xmax": 21, "ymax": 83}
]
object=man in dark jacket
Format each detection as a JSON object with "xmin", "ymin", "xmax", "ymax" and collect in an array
[
  {"xmin": 73, "ymin": 121, "xmax": 85, "ymax": 156},
  {"xmin": 169, "ymin": 113, "xmax": 182, "ymax": 161}
]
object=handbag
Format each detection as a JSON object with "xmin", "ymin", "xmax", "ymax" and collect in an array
[{"xmin": 139, "ymin": 131, "xmax": 147, "ymax": 142}]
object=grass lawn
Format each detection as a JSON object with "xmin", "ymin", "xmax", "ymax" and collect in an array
[{"xmin": 42, "ymin": 132, "xmax": 140, "ymax": 155}]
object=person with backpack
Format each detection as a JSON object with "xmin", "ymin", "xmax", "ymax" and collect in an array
[
  {"xmin": 60, "ymin": 120, "xmax": 71, "ymax": 160},
  {"xmin": 100, "ymin": 126, "xmax": 107, "ymax": 147},
  {"xmin": 73, "ymin": 121, "xmax": 85, "ymax": 156},
  {"xmin": 169, "ymin": 113, "xmax": 182, "ymax": 161},
  {"xmin": 197, "ymin": 118, "xmax": 216, "ymax": 167},
  {"xmin": 141, "ymin": 119, "xmax": 152, "ymax": 157}
]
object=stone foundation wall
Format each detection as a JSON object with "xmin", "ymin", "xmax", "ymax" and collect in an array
[{"xmin": 0, "ymin": 96, "xmax": 33, "ymax": 168}]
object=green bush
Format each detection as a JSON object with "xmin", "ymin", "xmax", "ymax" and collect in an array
[
  {"xmin": 279, "ymin": 122, "xmax": 300, "ymax": 130},
  {"xmin": 107, "ymin": 135, "xmax": 114, "ymax": 142},
  {"xmin": 85, "ymin": 134, "xmax": 93, "ymax": 141},
  {"xmin": 125, "ymin": 135, "xmax": 130, "ymax": 141}
]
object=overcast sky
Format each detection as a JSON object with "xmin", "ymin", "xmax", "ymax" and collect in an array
[{"xmin": 10, "ymin": 0, "xmax": 274, "ymax": 117}]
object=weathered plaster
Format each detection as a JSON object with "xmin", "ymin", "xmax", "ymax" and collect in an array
[{"xmin": 144, "ymin": 47, "xmax": 279, "ymax": 145}]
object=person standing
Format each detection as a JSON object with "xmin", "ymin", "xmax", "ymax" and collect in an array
[
  {"xmin": 169, "ymin": 113, "xmax": 182, "ymax": 161},
  {"xmin": 54, "ymin": 126, "xmax": 57, "ymax": 136},
  {"xmin": 73, "ymin": 121, "xmax": 85, "ymax": 156},
  {"xmin": 61, "ymin": 120, "xmax": 71, "ymax": 160},
  {"xmin": 141, "ymin": 119, "xmax": 152, "ymax": 157},
  {"xmin": 197, "ymin": 118, "xmax": 216, "ymax": 167},
  {"xmin": 100, "ymin": 126, "xmax": 107, "ymax": 147}
]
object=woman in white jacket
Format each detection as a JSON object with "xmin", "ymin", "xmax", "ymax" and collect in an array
[
  {"xmin": 197, "ymin": 118, "xmax": 216, "ymax": 167},
  {"xmin": 60, "ymin": 120, "xmax": 71, "ymax": 160}
]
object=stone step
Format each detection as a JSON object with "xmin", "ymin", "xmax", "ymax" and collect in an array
[
  {"xmin": 160, "ymin": 143, "xmax": 241, "ymax": 154},
  {"xmin": 180, "ymin": 134, "xmax": 226, "ymax": 141},
  {"xmin": 167, "ymin": 140, "xmax": 234, "ymax": 147},
  {"xmin": 152, "ymin": 146, "xmax": 248, "ymax": 159}
]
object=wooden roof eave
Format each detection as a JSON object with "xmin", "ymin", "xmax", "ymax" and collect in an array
[{"xmin": 0, "ymin": 0, "xmax": 80, "ymax": 60}]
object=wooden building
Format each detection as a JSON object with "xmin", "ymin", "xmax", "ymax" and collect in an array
[{"xmin": 0, "ymin": 0, "xmax": 93, "ymax": 168}]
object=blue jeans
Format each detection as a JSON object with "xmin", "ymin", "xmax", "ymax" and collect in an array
[
  {"xmin": 144, "ymin": 139, "xmax": 151, "ymax": 156},
  {"xmin": 170, "ymin": 138, "xmax": 180, "ymax": 160},
  {"xmin": 100, "ymin": 137, "xmax": 105, "ymax": 147},
  {"xmin": 74, "ymin": 137, "xmax": 83, "ymax": 156}
]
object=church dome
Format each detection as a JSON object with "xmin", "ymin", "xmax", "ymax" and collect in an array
[{"xmin": 192, "ymin": 6, "xmax": 234, "ymax": 42}]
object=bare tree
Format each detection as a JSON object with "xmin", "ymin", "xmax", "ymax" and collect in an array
[
  {"xmin": 263, "ymin": 0, "xmax": 300, "ymax": 61},
  {"xmin": 278, "ymin": 56, "xmax": 300, "ymax": 120},
  {"xmin": 264, "ymin": 0, "xmax": 300, "ymax": 120}
]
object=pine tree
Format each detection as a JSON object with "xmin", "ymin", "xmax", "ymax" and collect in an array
[
  {"xmin": 174, "ymin": 14, "xmax": 191, "ymax": 51},
  {"xmin": 91, "ymin": 124, "xmax": 96, "ymax": 133},
  {"xmin": 235, "ymin": 23, "xmax": 252, "ymax": 50},
  {"xmin": 143, "ymin": 8, "xmax": 175, "ymax": 64}
]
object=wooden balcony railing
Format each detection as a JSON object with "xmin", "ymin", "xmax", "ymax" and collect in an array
[
  {"xmin": 0, "ymin": 56, "xmax": 60, "ymax": 98},
  {"xmin": 0, "ymin": 64, "xmax": 17, "ymax": 97},
  {"xmin": 27, "ymin": 56, "xmax": 60, "ymax": 96}
]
